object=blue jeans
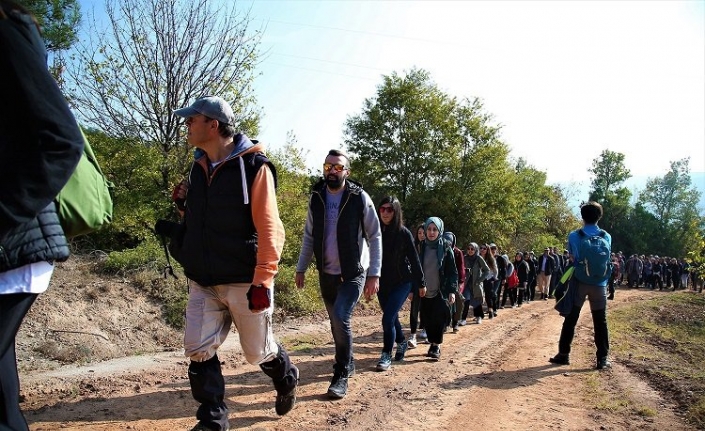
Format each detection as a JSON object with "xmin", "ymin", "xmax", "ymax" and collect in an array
[
  {"xmin": 377, "ymin": 282, "xmax": 412, "ymax": 353},
  {"xmin": 319, "ymin": 272, "xmax": 364, "ymax": 374}
]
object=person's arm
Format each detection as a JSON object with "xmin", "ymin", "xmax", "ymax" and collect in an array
[
  {"xmin": 294, "ymin": 196, "xmax": 315, "ymax": 288},
  {"xmin": 0, "ymin": 10, "xmax": 83, "ymax": 236},
  {"xmin": 405, "ymin": 228, "xmax": 425, "ymax": 297},
  {"xmin": 361, "ymin": 192, "xmax": 382, "ymax": 277},
  {"xmin": 250, "ymin": 164, "xmax": 285, "ymax": 288}
]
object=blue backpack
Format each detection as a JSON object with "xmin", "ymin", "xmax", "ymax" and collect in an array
[{"xmin": 574, "ymin": 229, "xmax": 612, "ymax": 285}]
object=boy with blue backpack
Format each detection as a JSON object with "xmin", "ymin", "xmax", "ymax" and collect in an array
[{"xmin": 549, "ymin": 201, "xmax": 613, "ymax": 370}]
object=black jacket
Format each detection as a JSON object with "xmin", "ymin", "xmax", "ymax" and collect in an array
[{"xmin": 0, "ymin": 7, "xmax": 83, "ymax": 272}]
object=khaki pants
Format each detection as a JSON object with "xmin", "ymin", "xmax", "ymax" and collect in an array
[
  {"xmin": 537, "ymin": 273, "xmax": 552, "ymax": 295},
  {"xmin": 184, "ymin": 281, "xmax": 279, "ymax": 364}
]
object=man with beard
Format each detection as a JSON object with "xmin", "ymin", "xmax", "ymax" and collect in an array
[{"xmin": 295, "ymin": 149, "xmax": 382, "ymax": 399}]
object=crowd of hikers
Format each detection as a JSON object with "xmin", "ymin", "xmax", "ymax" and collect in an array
[{"xmin": 375, "ymin": 217, "xmax": 704, "ymax": 371}]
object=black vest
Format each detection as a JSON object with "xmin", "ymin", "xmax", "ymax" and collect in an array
[
  {"xmin": 177, "ymin": 151, "xmax": 276, "ymax": 287},
  {"xmin": 310, "ymin": 180, "xmax": 366, "ymax": 281}
]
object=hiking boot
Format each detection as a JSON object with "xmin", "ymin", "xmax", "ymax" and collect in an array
[
  {"xmin": 596, "ymin": 357, "xmax": 612, "ymax": 370},
  {"xmin": 275, "ymin": 365, "xmax": 299, "ymax": 416},
  {"xmin": 548, "ymin": 353, "xmax": 570, "ymax": 365},
  {"xmin": 376, "ymin": 352, "xmax": 392, "ymax": 371},
  {"xmin": 327, "ymin": 371, "xmax": 348, "ymax": 399},
  {"xmin": 427, "ymin": 344, "xmax": 441, "ymax": 360},
  {"xmin": 190, "ymin": 422, "xmax": 229, "ymax": 431},
  {"xmin": 394, "ymin": 339, "xmax": 408, "ymax": 361},
  {"xmin": 407, "ymin": 334, "xmax": 417, "ymax": 349}
]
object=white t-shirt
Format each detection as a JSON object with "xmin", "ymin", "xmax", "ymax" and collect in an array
[{"xmin": 0, "ymin": 261, "xmax": 54, "ymax": 294}]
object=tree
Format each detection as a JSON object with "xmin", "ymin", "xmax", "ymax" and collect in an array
[
  {"xmin": 18, "ymin": 0, "xmax": 80, "ymax": 52},
  {"xmin": 588, "ymin": 150, "xmax": 631, "ymax": 200},
  {"xmin": 344, "ymin": 68, "xmax": 458, "ymax": 205},
  {"xmin": 588, "ymin": 150, "xmax": 633, "ymax": 251},
  {"xmin": 18, "ymin": 0, "xmax": 81, "ymax": 84},
  {"xmin": 66, "ymin": 0, "xmax": 262, "ymax": 204},
  {"xmin": 638, "ymin": 158, "xmax": 704, "ymax": 257}
]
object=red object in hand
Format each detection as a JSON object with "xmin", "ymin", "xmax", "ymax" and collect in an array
[
  {"xmin": 172, "ymin": 183, "xmax": 186, "ymax": 211},
  {"xmin": 247, "ymin": 284, "xmax": 271, "ymax": 310}
]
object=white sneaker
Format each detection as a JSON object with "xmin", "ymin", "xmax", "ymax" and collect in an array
[
  {"xmin": 419, "ymin": 329, "xmax": 427, "ymax": 339},
  {"xmin": 459, "ymin": 319, "xmax": 467, "ymax": 326},
  {"xmin": 407, "ymin": 334, "xmax": 417, "ymax": 349},
  {"xmin": 477, "ymin": 317, "xmax": 483, "ymax": 324}
]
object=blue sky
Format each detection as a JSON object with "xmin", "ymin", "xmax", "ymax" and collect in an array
[
  {"xmin": 78, "ymin": 0, "xmax": 705, "ymax": 199},
  {"xmin": 244, "ymin": 0, "xmax": 704, "ymax": 192}
]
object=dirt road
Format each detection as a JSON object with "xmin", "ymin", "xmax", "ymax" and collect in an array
[{"xmin": 21, "ymin": 289, "xmax": 693, "ymax": 431}]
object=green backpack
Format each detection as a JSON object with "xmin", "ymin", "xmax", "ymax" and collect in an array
[{"xmin": 55, "ymin": 128, "xmax": 113, "ymax": 238}]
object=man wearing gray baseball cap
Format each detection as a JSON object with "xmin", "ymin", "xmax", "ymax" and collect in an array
[
  {"xmin": 174, "ymin": 95, "xmax": 235, "ymax": 125},
  {"xmin": 171, "ymin": 95, "xmax": 298, "ymax": 431}
]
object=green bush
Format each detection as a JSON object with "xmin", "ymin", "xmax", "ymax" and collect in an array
[
  {"xmin": 274, "ymin": 265, "xmax": 323, "ymax": 317},
  {"xmin": 101, "ymin": 238, "xmax": 167, "ymax": 275}
]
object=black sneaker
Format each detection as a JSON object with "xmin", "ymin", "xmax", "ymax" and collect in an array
[
  {"xmin": 327, "ymin": 372, "xmax": 348, "ymax": 399},
  {"xmin": 275, "ymin": 365, "xmax": 299, "ymax": 416},
  {"xmin": 548, "ymin": 353, "xmax": 570, "ymax": 365},
  {"xmin": 607, "ymin": 293, "xmax": 614, "ymax": 300},
  {"xmin": 596, "ymin": 357, "xmax": 612, "ymax": 370},
  {"xmin": 394, "ymin": 339, "xmax": 408, "ymax": 361},
  {"xmin": 427, "ymin": 344, "xmax": 441, "ymax": 360}
]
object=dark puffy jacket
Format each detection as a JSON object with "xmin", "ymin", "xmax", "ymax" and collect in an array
[{"xmin": 0, "ymin": 7, "xmax": 83, "ymax": 272}]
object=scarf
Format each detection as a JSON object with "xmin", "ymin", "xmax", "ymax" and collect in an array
[{"xmin": 424, "ymin": 217, "xmax": 445, "ymax": 270}]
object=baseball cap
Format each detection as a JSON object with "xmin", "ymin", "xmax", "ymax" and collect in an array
[
  {"xmin": 174, "ymin": 95, "xmax": 234, "ymax": 125},
  {"xmin": 489, "ymin": 243, "xmax": 497, "ymax": 249}
]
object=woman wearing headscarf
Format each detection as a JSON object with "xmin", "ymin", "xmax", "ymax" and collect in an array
[
  {"xmin": 461, "ymin": 243, "xmax": 491, "ymax": 324},
  {"xmin": 375, "ymin": 197, "xmax": 425, "ymax": 371},
  {"xmin": 419, "ymin": 217, "xmax": 458, "ymax": 360}
]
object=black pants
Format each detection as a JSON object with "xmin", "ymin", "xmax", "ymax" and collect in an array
[
  {"xmin": 420, "ymin": 295, "xmax": 450, "ymax": 345},
  {"xmin": 409, "ymin": 291, "xmax": 423, "ymax": 333},
  {"xmin": 1, "ymin": 293, "xmax": 38, "ymax": 431},
  {"xmin": 557, "ymin": 282, "xmax": 609, "ymax": 360}
]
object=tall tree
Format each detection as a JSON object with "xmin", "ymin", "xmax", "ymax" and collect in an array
[
  {"xmin": 18, "ymin": 0, "xmax": 81, "ymax": 84},
  {"xmin": 65, "ymin": 0, "xmax": 262, "ymax": 201},
  {"xmin": 588, "ymin": 150, "xmax": 631, "ymax": 200},
  {"xmin": 638, "ymin": 158, "xmax": 704, "ymax": 257},
  {"xmin": 588, "ymin": 150, "xmax": 633, "ymax": 251},
  {"xmin": 18, "ymin": 0, "xmax": 80, "ymax": 52},
  {"xmin": 344, "ymin": 68, "xmax": 458, "ymax": 205}
]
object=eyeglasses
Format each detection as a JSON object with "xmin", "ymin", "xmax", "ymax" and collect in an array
[
  {"xmin": 379, "ymin": 206, "xmax": 394, "ymax": 214},
  {"xmin": 323, "ymin": 163, "xmax": 347, "ymax": 173}
]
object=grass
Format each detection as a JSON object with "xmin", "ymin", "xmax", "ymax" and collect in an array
[{"xmin": 609, "ymin": 292, "xmax": 705, "ymax": 428}]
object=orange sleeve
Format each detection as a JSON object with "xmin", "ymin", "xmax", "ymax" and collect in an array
[{"xmin": 250, "ymin": 163, "xmax": 285, "ymax": 288}]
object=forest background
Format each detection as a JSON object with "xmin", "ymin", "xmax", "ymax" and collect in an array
[{"xmin": 18, "ymin": 0, "xmax": 705, "ymax": 320}]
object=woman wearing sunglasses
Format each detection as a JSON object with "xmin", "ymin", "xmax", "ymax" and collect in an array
[{"xmin": 375, "ymin": 196, "xmax": 425, "ymax": 371}]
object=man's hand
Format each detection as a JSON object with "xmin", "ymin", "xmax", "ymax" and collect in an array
[
  {"xmin": 363, "ymin": 276, "xmax": 379, "ymax": 301},
  {"xmin": 448, "ymin": 292, "xmax": 456, "ymax": 305},
  {"xmin": 419, "ymin": 286, "xmax": 427, "ymax": 298},
  {"xmin": 246, "ymin": 284, "xmax": 271, "ymax": 312},
  {"xmin": 172, "ymin": 180, "xmax": 189, "ymax": 212},
  {"xmin": 295, "ymin": 272, "xmax": 305, "ymax": 289}
]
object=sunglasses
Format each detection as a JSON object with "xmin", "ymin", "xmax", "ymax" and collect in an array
[
  {"xmin": 379, "ymin": 206, "xmax": 394, "ymax": 214},
  {"xmin": 323, "ymin": 163, "xmax": 347, "ymax": 173},
  {"xmin": 480, "ymin": 247, "xmax": 487, "ymax": 250}
]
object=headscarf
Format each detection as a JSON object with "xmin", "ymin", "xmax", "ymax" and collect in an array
[
  {"xmin": 442, "ymin": 231, "xmax": 456, "ymax": 248},
  {"xmin": 424, "ymin": 217, "xmax": 446, "ymax": 269},
  {"xmin": 466, "ymin": 242, "xmax": 479, "ymax": 267}
]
